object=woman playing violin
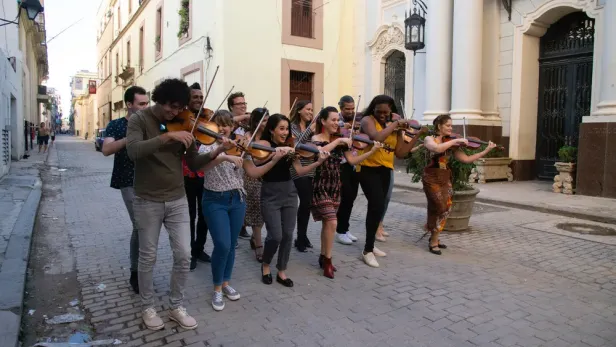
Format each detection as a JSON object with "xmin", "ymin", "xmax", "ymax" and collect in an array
[
  {"xmin": 310, "ymin": 107, "xmax": 382, "ymax": 279},
  {"xmin": 196, "ymin": 110, "xmax": 289, "ymax": 311},
  {"xmin": 289, "ymin": 101, "xmax": 316, "ymax": 252},
  {"xmin": 243, "ymin": 108, "xmax": 269, "ymax": 262},
  {"xmin": 256, "ymin": 113, "xmax": 328, "ymax": 288},
  {"xmin": 358, "ymin": 95, "xmax": 424, "ymax": 268},
  {"xmin": 422, "ymin": 114, "xmax": 496, "ymax": 255}
]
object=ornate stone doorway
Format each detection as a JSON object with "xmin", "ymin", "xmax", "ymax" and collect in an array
[
  {"xmin": 384, "ymin": 50, "xmax": 406, "ymax": 113},
  {"xmin": 535, "ymin": 12, "xmax": 594, "ymax": 180}
]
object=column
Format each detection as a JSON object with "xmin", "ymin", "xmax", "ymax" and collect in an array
[
  {"xmin": 592, "ymin": 0, "xmax": 616, "ymax": 119},
  {"xmin": 449, "ymin": 0, "xmax": 484, "ymax": 120},
  {"xmin": 423, "ymin": 0, "xmax": 453, "ymax": 121}
]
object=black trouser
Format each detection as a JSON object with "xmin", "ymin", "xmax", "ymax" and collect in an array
[
  {"xmin": 184, "ymin": 176, "xmax": 208, "ymax": 257},
  {"xmin": 336, "ymin": 163, "xmax": 360, "ymax": 234},
  {"xmin": 358, "ymin": 166, "xmax": 391, "ymax": 253},
  {"xmin": 293, "ymin": 176, "xmax": 313, "ymax": 242}
]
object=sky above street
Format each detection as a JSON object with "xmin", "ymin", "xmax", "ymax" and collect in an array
[{"xmin": 45, "ymin": 0, "xmax": 99, "ymax": 117}]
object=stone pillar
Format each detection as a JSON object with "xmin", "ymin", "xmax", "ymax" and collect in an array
[
  {"xmin": 423, "ymin": 0, "xmax": 453, "ymax": 121},
  {"xmin": 577, "ymin": 1, "xmax": 616, "ymax": 198},
  {"xmin": 449, "ymin": 0, "xmax": 484, "ymax": 120}
]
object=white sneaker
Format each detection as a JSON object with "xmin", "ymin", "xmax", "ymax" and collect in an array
[
  {"xmin": 169, "ymin": 306, "xmax": 198, "ymax": 330},
  {"xmin": 336, "ymin": 233, "xmax": 353, "ymax": 245},
  {"xmin": 362, "ymin": 252, "xmax": 380, "ymax": 268},
  {"xmin": 346, "ymin": 232, "xmax": 358, "ymax": 242},
  {"xmin": 373, "ymin": 247, "xmax": 387, "ymax": 257}
]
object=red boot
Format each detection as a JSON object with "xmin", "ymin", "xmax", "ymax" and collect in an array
[{"xmin": 323, "ymin": 257, "xmax": 335, "ymax": 279}]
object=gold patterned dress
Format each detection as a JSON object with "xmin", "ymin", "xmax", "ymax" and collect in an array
[{"xmin": 422, "ymin": 138, "xmax": 454, "ymax": 233}]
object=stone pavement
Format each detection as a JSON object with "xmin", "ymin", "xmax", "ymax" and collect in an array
[
  {"xmin": 47, "ymin": 137, "xmax": 616, "ymax": 346},
  {"xmin": 0, "ymin": 149, "xmax": 46, "ymax": 347},
  {"xmin": 393, "ymin": 170, "xmax": 616, "ymax": 224}
]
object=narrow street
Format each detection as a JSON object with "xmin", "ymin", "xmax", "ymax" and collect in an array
[{"xmin": 23, "ymin": 136, "xmax": 616, "ymax": 347}]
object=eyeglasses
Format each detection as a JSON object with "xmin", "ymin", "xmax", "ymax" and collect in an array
[{"xmin": 233, "ymin": 102, "xmax": 247, "ymax": 107}]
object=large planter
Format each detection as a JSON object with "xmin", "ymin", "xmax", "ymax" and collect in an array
[
  {"xmin": 444, "ymin": 188, "xmax": 480, "ymax": 232},
  {"xmin": 468, "ymin": 157, "xmax": 513, "ymax": 183},
  {"xmin": 553, "ymin": 162, "xmax": 576, "ymax": 194}
]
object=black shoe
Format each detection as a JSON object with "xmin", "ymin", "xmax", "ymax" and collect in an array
[
  {"xmin": 190, "ymin": 257, "xmax": 197, "ymax": 271},
  {"xmin": 196, "ymin": 252, "xmax": 211, "ymax": 263},
  {"xmin": 305, "ymin": 238, "xmax": 313, "ymax": 248},
  {"xmin": 239, "ymin": 226, "xmax": 251, "ymax": 239},
  {"xmin": 276, "ymin": 275, "xmax": 294, "ymax": 288},
  {"xmin": 129, "ymin": 271, "xmax": 139, "ymax": 294},
  {"xmin": 429, "ymin": 245, "xmax": 442, "ymax": 255},
  {"xmin": 294, "ymin": 239, "xmax": 307, "ymax": 253},
  {"xmin": 261, "ymin": 265, "xmax": 272, "ymax": 285}
]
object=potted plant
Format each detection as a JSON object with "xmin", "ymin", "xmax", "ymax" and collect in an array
[
  {"xmin": 553, "ymin": 145, "xmax": 577, "ymax": 194},
  {"xmin": 405, "ymin": 128, "xmax": 481, "ymax": 231},
  {"xmin": 468, "ymin": 145, "xmax": 512, "ymax": 183},
  {"xmin": 177, "ymin": 0, "xmax": 190, "ymax": 38}
]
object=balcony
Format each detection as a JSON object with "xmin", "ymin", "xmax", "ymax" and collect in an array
[{"xmin": 37, "ymin": 85, "xmax": 49, "ymax": 103}]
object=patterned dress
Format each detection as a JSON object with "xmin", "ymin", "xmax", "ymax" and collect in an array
[
  {"xmin": 311, "ymin": 141, "xmax": 345, "ymax": 222},
  {"xmin": 243, "ymin": 156, "xmax": 264, "ymax": 227},
  {"xmin": 422, "ymin": 137, "xmax": 454, "ymax": 233}
]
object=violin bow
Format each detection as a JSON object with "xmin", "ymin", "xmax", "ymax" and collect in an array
[
  {"xmin": 288, "ymin": 97, "xmax": 298, "ymax": 117},
  {"xmin": 213, "ymin": 85, "xmax": 236, "ymax": 117},
  {"xmin": 294, "ymin": 111, "xmax": 319, "ymax": 150},
  {"xmin": 463, "ymin": 117, "xmax": 467, "ymax": 139},
  {"xmin": 350, "ymin": 94, "xmax": 361, "ymax": 138},
  {"xmin": 190, "ymin": 65, "xmax": 220, "ymax": 134},
  {"xmin": 240, "ymin": 109, "xmax": 269, "ymax": 159}
]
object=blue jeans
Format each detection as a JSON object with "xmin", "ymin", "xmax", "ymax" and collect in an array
[{"xmin": 202, "ymin": 189, "xmax": 246, "ymax": 286}]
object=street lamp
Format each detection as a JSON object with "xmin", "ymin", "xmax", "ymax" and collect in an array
[
  {"xmin": 0, "ymin": 0, "xmax": 44, "ymax": 26},
  {"xmin": 404, "ymin": 0, "xmax": 427, "ymax": 55}
]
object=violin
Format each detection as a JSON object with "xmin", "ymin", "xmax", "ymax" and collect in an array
[
  {"xmin": 241, "ymin": 140, "xmax": 278, "ymax": 160},
  {"xmin": 330, "ymin": 133, "xmax": 394, "ymax": 153},
  {"xmin": 285, "ymin": 135, "xmax": 321, "ymax": 158},
  {"xmin": 442, "ymin": 133, "xmax": 504, "ymax": 150}
]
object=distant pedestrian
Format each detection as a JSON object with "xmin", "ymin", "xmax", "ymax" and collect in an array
[
  {"xmin": 50, "ymin": 129, "xmax": 56, "ymax": 146},
  {"xmin": 37, "ymin": 122, "xmax": 49, "ymax": 153},
  {"xmin": 101, "ymin": 86, "xmax": 149, "ymax": 294}
]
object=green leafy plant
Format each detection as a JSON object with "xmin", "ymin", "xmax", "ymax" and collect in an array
[
  {"xmin": 557, "ymin": 145, "xmax": 577, "ymax": 163},
  {"xmin": 177, "ymin": 0, "xmax": 190, "ymax": 38},
  {"xmin": 405, "ymin": 126, "xmax": 481, "ymax": 191},
  {"xmin": 154, "ymin": 35, "xmax": 161, "ymax": 51}
]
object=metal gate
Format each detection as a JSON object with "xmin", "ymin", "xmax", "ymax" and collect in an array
[
  {"xmin": 536, "ymin": 12, "xmax": 594, "ymax": 180},
  {"xmin": 384, "ymin": 50, "xmax": 405, "ymax": 114}
]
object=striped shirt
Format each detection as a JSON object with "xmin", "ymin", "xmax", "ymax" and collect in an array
[{"xmin": 290, "ymin": 122, "xmax": 315, "ymax": 179}]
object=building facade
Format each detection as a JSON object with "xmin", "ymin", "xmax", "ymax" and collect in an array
[
  {"xmin": 95, "ymin": 0, "xmax": 355, "ymax": 127},
  {"xmin": 70, "ymin": 70, "xmax": 99, "ymax": 138},
  {"xmin": 0, "ymin": 0, "xmax": 48, "ymax": 178},
  {"xmin": 354, "ymin": 0, "xmax": 614, "ymax": 198}
]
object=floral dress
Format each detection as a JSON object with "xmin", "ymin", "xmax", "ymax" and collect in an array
[
  {"xmin": 422, "ymin": 137, "xmax": 454, "ymax": 233},
  {"xmin": 311, "ymin": 141, "xmax": 345, "ymax": 222},
  {"xmin": 243, "ymin": 154, "xmax": 264, "ymax": 227}
]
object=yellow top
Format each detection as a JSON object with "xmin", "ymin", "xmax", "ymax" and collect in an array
[{"xmin": 358, "ymin": 116, "xmax": 397, "ymax": 170}]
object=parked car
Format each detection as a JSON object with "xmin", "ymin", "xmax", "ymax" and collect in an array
[{"xmin": 95, "ymin": 129, "xmax": 106, "ymax": 152}]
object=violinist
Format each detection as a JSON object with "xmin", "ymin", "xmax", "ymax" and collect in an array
[
  {"xmin": 183, "ymin": 82, "xmax": 210, "ymax": 271},
  {"xmin": 357, "ymin": 95, "xmax": 424, "ymax": 268},
  {"xmin": 310, "ymin": 107, "xmax": 382, "ymax": 279},
  {"xmin": 289, "ymin": 101, "xmax": 316, "ymax": 252},
  {"xmin": 126, "ymin": 78, "xmax": 228, "ymax": 331},
  {"xmin": 228, "ymin": 91, "xmax": 251, "ymax": 240},
  {"xmin": 335, "ymin": 95, "xmax": 362, "ymax": 246},
  {"xmin": 256, "ymin": 114, "xmax": 329, "ymax": 288},
  {"xmin": 243, "ymin": 108, "xmax": 269, "ymax": 263},
  {"xmin": 422, "ymin": 114, "xmax": 496, "ymax": 255}
]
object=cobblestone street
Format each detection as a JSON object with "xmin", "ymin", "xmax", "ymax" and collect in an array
[{"xmin": 45, "ymin": 137, "xmax": 616, "ymax": 347}]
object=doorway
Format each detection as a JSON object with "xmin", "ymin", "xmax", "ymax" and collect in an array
[{"xmin": 384, "ymin": 50, "xmax": 406, "ymax": 114}]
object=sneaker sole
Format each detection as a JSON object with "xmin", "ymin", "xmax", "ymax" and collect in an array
[
  {"xmin": 169, "ymin": 315, "xmax": 198, "ymax": 329},
  {"xmin": 212, "ymin": 303, "xmax": 225, "ymax": 311},
  {"xmin": 336, "ymin": 239, "xmax": 353, "ymax": 245},
  {"xmin": 224, "ymin": 294, "xmax": 240, "ymax": 301},
  {"xmin": 144, "ymin": 322, "xmax": 165, "ymax": 331}
]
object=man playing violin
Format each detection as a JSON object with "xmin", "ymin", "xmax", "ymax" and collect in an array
[
  {"xmin": 126, "ymin": 78, "xmax": 231, "ymax": 331},
  {"xmin": 102, "ymin": 86, "xmax": 149, "ymax": 294},
  {"xmin": 184, "ymin": 83, "xmax": 211, "ymax": 271}
]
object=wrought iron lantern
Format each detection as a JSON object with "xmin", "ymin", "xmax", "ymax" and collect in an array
[
  {"xmin": 0, "ymin": 0, "xmax": 44, "ymax": 26},
  {"xmin": 404, "ymin": 0, "xmax": 427, "ymax": 55}
]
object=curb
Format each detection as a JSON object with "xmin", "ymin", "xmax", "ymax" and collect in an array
[
  {"xmin": 0, "ymin": 152, "xmax": 46, "ymax": 347},
  {"xmin": 393, "ymin": 183, "xmax": 616, "ymax": 225}
]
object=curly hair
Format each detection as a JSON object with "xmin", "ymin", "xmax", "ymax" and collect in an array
[
  {"xmin": 433, "ymin": 114, "xmax": 452, "ymax": 135},
  {"xmin": 363, "ymin": 94, "xmax": 398, "ymax": 118},
  {"xmin": 261, "ymin": 113, "xmax": 290, "ymax": 144},
  {"xmin": 151, "ymin": 78, "xmax": 191, "ymax": 107}
]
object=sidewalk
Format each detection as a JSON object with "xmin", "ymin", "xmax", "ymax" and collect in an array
[
  {"xmin": 0, "ymin": 149, "xmax": 47, "ymax": 347},
  {"xmin": 393, "ymin": 170, "xmax": 616, "ymax": 224}
]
